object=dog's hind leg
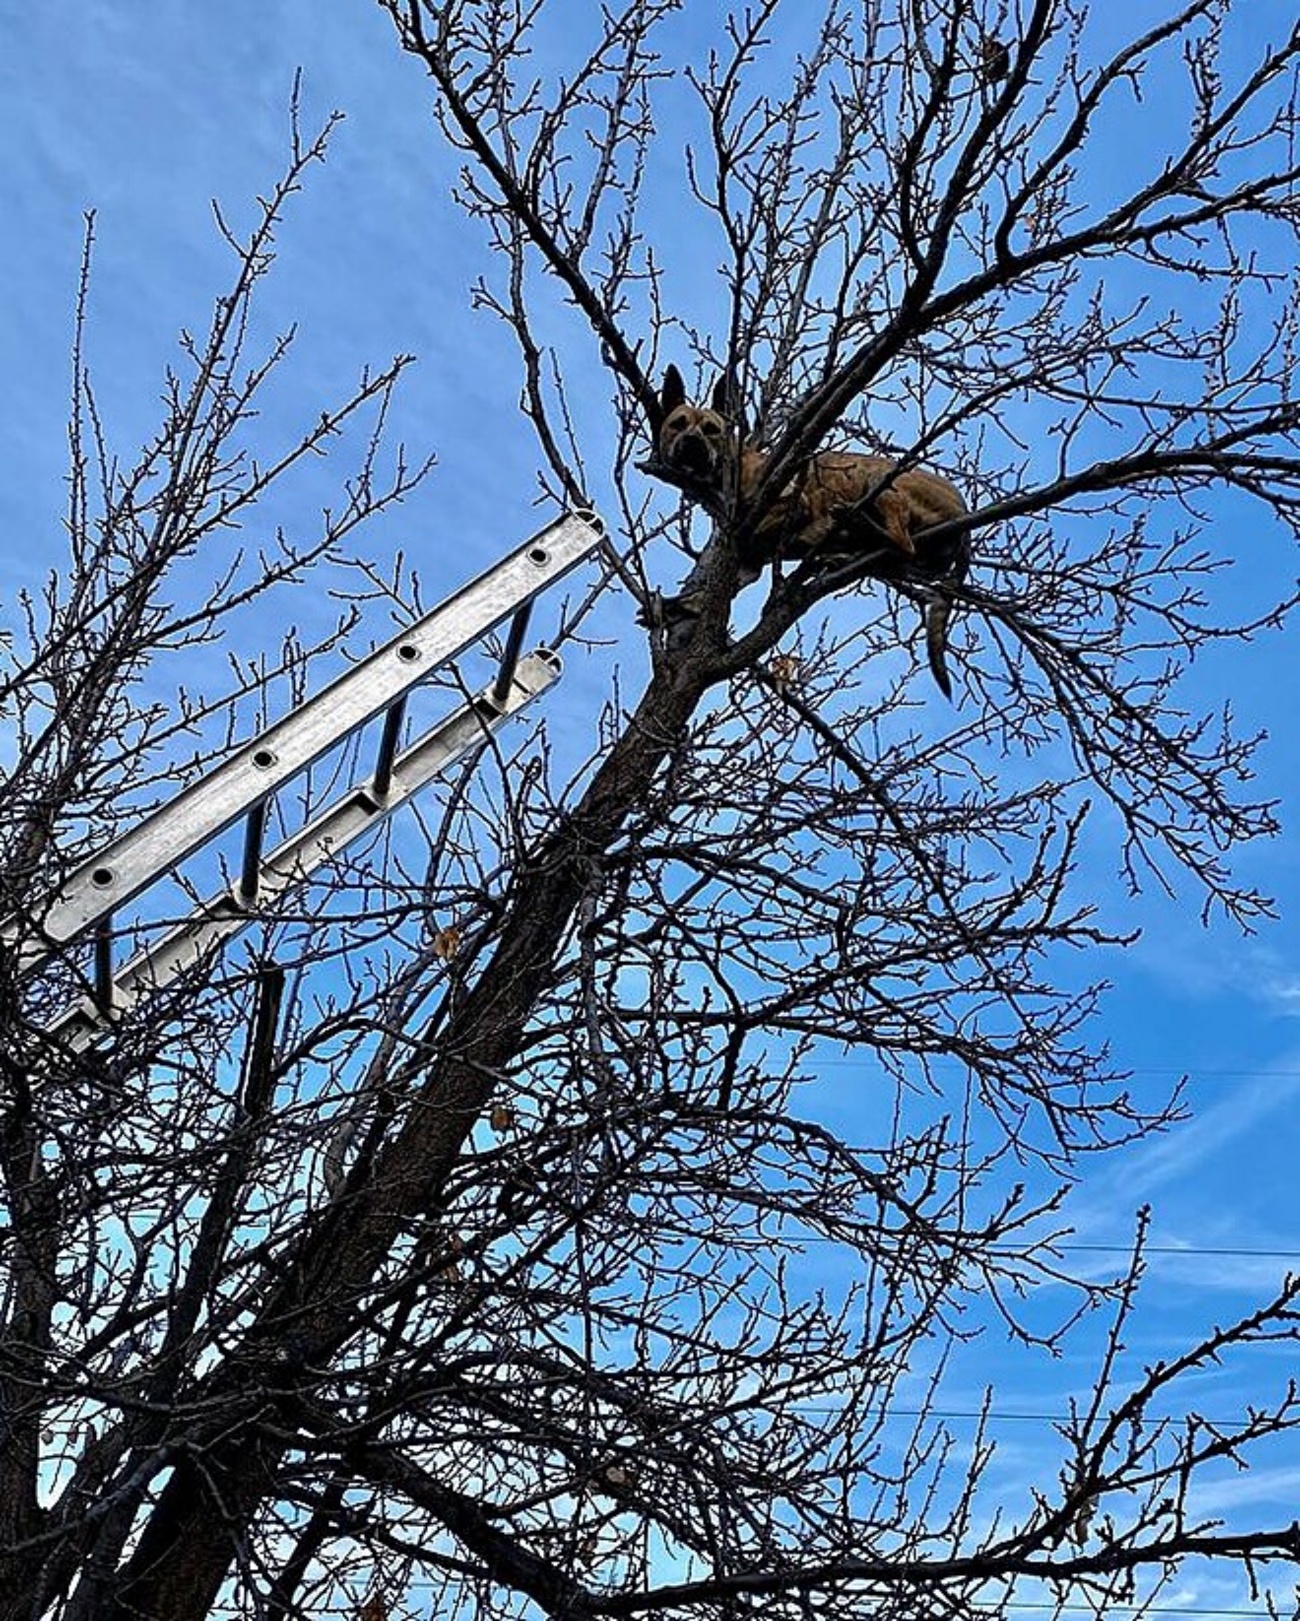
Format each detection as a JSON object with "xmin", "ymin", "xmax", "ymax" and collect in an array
[{"xmin": 875, "ymin": 488, "xmax": 917, "ymax": 555}]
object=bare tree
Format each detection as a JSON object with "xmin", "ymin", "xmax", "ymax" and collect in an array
[{"xmin": 4, "ymin": 3, "xmax": 1300, "ymax": 1618}]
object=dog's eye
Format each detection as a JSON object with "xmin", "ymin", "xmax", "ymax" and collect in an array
[
  {"xmin": 666, "ymin": 410, "xmax": 689, "ymax": 430},
  {"xmin": 701, "ymin": 419, "xmax": 722, "ymax": 437}
]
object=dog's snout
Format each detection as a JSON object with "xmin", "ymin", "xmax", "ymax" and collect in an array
[{"xmin": 671, "ymin": 431, "xmax": 715, "ymax": 477}]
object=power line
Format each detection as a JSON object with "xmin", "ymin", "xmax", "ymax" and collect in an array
[
  {"xmin": 802, "ymin": 1405, "xmax": 1288, "ymax": 1427},
  {"xmin": 1059, "ymin": 1244, "xmax": 1298, "ymax": 1259},
  {"xmin": 782, "ymin": 1237, "xmax": 1300, "ymax": 1261},
  {"xmin": 807, "ymin": 1061, "xmax": 1300, "ymax": 1080},
  {"xmin": 1001, "ymin": 1606, "xmax": 1282, "ymax": 1618},
  {"xmin": 770, "ymin": 1399, "xmax": 1292, "ymax": 1427}
]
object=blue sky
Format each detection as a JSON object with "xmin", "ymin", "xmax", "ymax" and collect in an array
[{"xmin": 3, "ymin": 0, "xmax": 1300, "ymax": 1608}]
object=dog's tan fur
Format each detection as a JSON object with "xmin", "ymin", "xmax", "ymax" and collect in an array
[
  {"xmin": 735, "ymin": 445, "xmax": 966, "ymax": 563},
  {"xmin": 657, "ymin": 366, "xmax": 970, "ymax": 696},
  {"xmin": 658, "ymin": 366, "xmax": 966, "ymax": 567}
]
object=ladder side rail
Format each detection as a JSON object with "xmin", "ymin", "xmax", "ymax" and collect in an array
[
  {"xmin": 12, "ymin": 512, "xmax": 601, "ymax": 964},
  {"xmin": 42, "ymin": 651, "xmax": 562, "ymax": 1054}
]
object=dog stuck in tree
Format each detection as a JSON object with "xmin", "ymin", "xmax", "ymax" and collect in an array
[{"xmin": 656, "ymin": 364, "xmax": 971, "ymax": 698}]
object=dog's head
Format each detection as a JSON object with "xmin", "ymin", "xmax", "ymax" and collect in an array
[{"xmin": 657, "ymin": 365, "xmax": 737, "ymax": 483}]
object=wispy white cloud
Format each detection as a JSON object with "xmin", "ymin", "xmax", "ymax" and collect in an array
[
  {"xmin": 1187, "ymin": 1460, "xmax": 1300, "ymax": 1523},
  {"xmin": 1062, "ymin": 1050, "xmax": 1300, "ymax": 1247}
]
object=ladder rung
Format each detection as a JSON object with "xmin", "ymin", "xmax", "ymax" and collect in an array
[
  {"xmin": 239, "ymin": 800, "xmax": 270, "ymax": 902},
  {"xmin": 372, "ymin": 696, "xmax": 409, "ymax": 801},
  {"xmin": 492, "ymin": 602, "xmax": 534, "ymax": 705},
  {"xmin": 44, "ymin": 651, "xmax": 562, "ymax": 1051},
  {"xmin": 11, "ymin": 511, "xmax": 602, "ymax": 968}
]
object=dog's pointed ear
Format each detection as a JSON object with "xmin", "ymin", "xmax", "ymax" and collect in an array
[
  {"xmin": 661, "ymin": 365, "xmax": 687, "ymax": 417},
  {"xmin": 710, "ymin": 368, "xmax": 748, "ymax": 438}
]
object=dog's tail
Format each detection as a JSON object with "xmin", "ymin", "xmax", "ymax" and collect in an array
[
  {"xmin": 925, "ymin": 596, "xmax": 955, "ymax": 700},
  {"xmin": 923, "ymin": 526, "xmax": 971, "ymax": 702}
]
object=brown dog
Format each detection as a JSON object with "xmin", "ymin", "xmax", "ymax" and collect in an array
[{"xmin": 657, "ymin": 365, "xmax": 970, "ymax": 697}]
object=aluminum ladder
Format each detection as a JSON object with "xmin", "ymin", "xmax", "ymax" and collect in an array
[{"xmin": 9, "ymin": 510, "xmax": 605, "ymax": 1050}]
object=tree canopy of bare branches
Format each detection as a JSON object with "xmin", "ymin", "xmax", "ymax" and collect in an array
[{"xmin": 3, "ymin": 3, "xmax": 1300, "ymax": 1618}]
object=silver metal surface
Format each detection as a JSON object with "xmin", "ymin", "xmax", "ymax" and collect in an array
[
  {"xmin": 14, "ymin": 511, "xmax": 601, "ymax": 963},
  {"xmin": 44, "ymin": 651, "xmax": 562, "ymax": 1052}
]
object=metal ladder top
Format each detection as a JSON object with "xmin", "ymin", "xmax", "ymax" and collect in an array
[
  {"xmin": 10, "ymin": 510, "xmax": 604, "ymax": 989},
  {"xmin": 44, "ymin": 648, "xmax": 563, "ymax": 1052}
]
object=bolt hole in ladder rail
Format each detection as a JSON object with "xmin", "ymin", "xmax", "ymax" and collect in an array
[{"xmin": 7, "ymin": 511, "xmax": 606, "ymax": 1052}]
